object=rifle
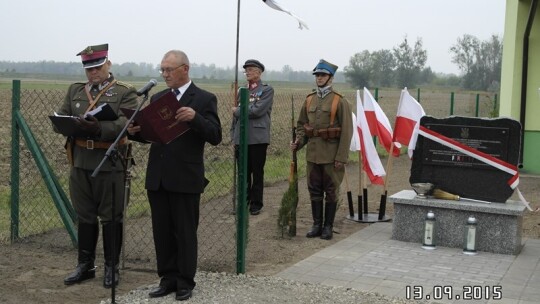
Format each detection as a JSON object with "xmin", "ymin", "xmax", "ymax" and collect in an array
[{"xmin": 278, "ymin": 95, "xmax": 299, "ymax": 237}]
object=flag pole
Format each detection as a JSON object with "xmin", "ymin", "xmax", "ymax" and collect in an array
[
  {"xmin": 234, "ymin": 0, "xmax": 241, "ymax": 104},
  {"xmin": 378, "ymin": 143, "xmax": 394, "ymax": 220},
  {"xmin": 232, "ymin": 0, "xmax": 241, "ymax": 214},
  {"xmin": 357, "ymin": 151, "xmax": 363, "ymax": 220}
]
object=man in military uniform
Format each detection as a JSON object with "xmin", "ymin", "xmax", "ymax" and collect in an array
[
  {"xmin": 291, "ymin": 59, "xmax": 353, "ymax": 240},
  {"xmin": 54, "ymin": 44, "xmax": 138, "ymax": 288},
  {"xmin": 231, "ymin": 59, "xmax": 274, "ymax": 215}
]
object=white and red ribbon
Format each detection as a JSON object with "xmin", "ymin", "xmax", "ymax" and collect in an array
[{"xmin": 418, "ymin": 125, "xmax": 536, "ymax": 211}]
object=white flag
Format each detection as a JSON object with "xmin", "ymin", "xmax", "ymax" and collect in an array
[
  {"xmin": 363, "ymin": 87, "xmax": 401, "ymax": 157},
  {"xmin": 392, "ymin": 88, "xmax": 425, "ymax": 158},
  {"xmin": 356, "ymin": 90, "xmax": 386, "ymax": 185},
  {"xmin": 262, "ymin": 0, "xmax": 309, "ymax": 30}
]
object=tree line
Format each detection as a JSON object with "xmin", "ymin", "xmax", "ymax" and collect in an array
[
  {"xmin": 344, "ymin": 34, "xmax": 502, "ymax": 91},
  {"xmin": 0, "ymin": 34, "xmax": 501, "ymax": 91}
]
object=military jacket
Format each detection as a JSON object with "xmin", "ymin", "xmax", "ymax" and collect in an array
[
  {"xmin": 296, "ymin": 90, "xmax": 353, "ymax": 164},
  {"xmin": 55, "ymin": 75, "xmax": 138, "ymax": 171},
  {"xmin": 231, "ymin": 81, "xmax": 274, "ymax": 145}
]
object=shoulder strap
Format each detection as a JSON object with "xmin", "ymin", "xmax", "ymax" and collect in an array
[
  {"xmin": 306, "ymin": 94, "xmax": 314, "ymax": 114},
  {"xmin": 84, "ymin": 79, "xmax": 117, "ymax": 113},
  {"xmin": 329, "ymin": 93, "xmax": 340, "ymax": 126},
  {"xmin": 305, "ymin": 93, "xmax": 340, "ymax": 126}
]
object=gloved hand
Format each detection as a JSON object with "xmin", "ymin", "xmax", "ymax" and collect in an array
[{"xmin": 77, "ymin": 114, "xmax": 101, "ymax": 136}]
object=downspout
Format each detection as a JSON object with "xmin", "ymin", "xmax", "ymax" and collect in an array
[{"xmin": 519, "ymin": 0, "xmax": 538, "ymax": 167}]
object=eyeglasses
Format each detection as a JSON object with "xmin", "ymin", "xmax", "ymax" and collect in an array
[{"xmin": 159, "ymin": 64, "xmax": 186, "ymax": 74}]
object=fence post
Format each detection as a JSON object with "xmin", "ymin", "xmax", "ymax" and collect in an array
[
  {"xmin": 10, "ymin": 80, "xmax": 21, "ymax": 242},
  {"xmin": 493, "ymin": 93, "xmax": 498, "ymax": 113},
  {"xmin": 417, "ymin": 88, "xmax": 421, "ymax": 103},
  {"xmin": 475, "ymin": 93, "xmax": 480, "ymax": 117},
  {"xmin": 450, "ymin": 92, "xmax": 455, "ymax": 115},
  {"xmin": 236, "ymin": 87, "xmax": 248, "ymax": 274}
]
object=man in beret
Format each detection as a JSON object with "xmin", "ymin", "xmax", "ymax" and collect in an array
[
  {"xmin": 291, "ymin": 59, "xmax": 353, "ymax": 240},
  {"xmin": 231, "ymin": 59, "xmax": 274, "ymax": 215},
  {"xmin": 54, "ymin": 43, "xmax": 138, "ymax": 288}
]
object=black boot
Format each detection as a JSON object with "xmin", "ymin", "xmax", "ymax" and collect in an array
[
  {"xmin": 102, "ymin": 222, "xmax": 122, "ymax": 288},
  {"xmin": 321, "ymin": 202, "xmax": 337, "ymax": 240},
  {"xmin": 306, "ymin": 201, "xmax": 323, "ymax": 238},
  {"xmin": 64, "ymin": 223, "xmax": 99, "ymax": 285}
]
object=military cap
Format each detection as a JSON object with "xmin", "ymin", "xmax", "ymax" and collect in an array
[
  {"xmin": 242, "ymin": 59, "xmax": 265, "ymax": 72},
  {"xmin": 312, "ymin": 59, "xmax": 338, "ymax": 76},
  {"xmin": 77, "ymin": 43, "xmax": 109, "ymax": 69}
]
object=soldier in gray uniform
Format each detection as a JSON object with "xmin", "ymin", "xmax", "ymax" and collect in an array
[
  {"xmin": 291, "ymin": 59, "xmax": 353, "ymax": 240},
  {"xmin": 231, "ymin": 59, "xmax": 274, "ymax": 215},
  {"xmin": 54, "ymin": 44, "xmax": 138, "ymax": 288}
]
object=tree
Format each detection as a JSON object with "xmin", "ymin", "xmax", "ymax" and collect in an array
[
  {"xmin": 450, "ymin": 34, "xmax": 502, "ymax": 90},
  {"xmin": 371, "ymin": 49, "xmax": 395, "ymax": 87},
  {"xmin": 344, "ymin": 50, "xmax": 374, "ymax": 89},
  {"xmin": 393, "ymin": 36, "xmax": 427, "ymax": 88}
]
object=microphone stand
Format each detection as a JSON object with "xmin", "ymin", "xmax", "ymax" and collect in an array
[
  {"xmin": 92, "ymin": 92, "xmax": 149, "ymax": 178},
  {"xmin": 92, "ymin": 92, "xmax": 150, "ymax": 304}
]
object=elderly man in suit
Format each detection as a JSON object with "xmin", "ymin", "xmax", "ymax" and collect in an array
[
  {"xmin": 128, "ymin": 50, "xmax": 222, "ymax": 301},
  {"xmin": 231, "ymin": 59, "xmax": 274, "ymax": 215}
]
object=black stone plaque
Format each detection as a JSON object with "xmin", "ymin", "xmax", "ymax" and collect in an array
[{"xmin": 410, "ymin": 116, "xmax": 521, "ymax": 203}]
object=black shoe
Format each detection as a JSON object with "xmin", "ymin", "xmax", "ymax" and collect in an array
[
  {"xmin": 64, "ymin": 263, "xmax": 96, "ymax": 285},
  {"xmin": 176, "ymin": 289, "xmax": 192, "ymax": 301},
  {"xmin": 321, "ymin": 226, "xmax": 333, "ymax": 240},
  {"xmin": 149, "ymin": 285, "xmax": 176, "ymax": 298},
  {"xmin": 306, "ymin": 225, "xmax": 322, "ymax": 238},
  {"xmin": 103, "ymin": 265, "xmax": 119, "ymax": 288},
  {"xmin": 249, "ymin": 206, "xmax": 262, "ymax": 215}
]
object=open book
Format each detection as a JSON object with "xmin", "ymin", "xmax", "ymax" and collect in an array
[
  {"xmin": 49, "ymin": 103, "xmax": 119, "ymax": 137},
  {"xmin": 122, "ymin": 92, "xmax": 190, "ymax": 144}
]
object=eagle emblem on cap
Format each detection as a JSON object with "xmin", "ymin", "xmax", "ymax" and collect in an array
[{"xmin": 85, "ymin": 46, "xmax": 94, "ymax": 55}]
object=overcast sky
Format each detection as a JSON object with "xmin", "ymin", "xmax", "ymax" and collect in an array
[{"xmin": 1, "ymin": 0, "xmax": 505, "ymax": 75}]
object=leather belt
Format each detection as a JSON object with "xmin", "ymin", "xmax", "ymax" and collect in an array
[{"xmin": 74, "ymin": 136, "xmax": 128, "ymax": 150}]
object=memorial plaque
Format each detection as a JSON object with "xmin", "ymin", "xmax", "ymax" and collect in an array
[{"xmin": 410, "ymin": 116, "xmax": 521, "ymax": 203}]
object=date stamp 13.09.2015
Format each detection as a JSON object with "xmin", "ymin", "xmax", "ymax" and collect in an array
[{"xmin": 405, "ymin": 285, "xmax": 502, "ymax": 301}]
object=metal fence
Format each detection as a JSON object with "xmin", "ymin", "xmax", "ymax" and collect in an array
[{"xmin": 1, "ymin": 82, "xmax": 497, "ymax": 273}]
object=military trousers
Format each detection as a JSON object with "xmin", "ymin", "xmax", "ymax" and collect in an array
[
  {"xmin": 306, "ymin": 162, "xmax": 344, "ymax": 203},
  {"xmin": 69, "ymin": 167, "xmax": 126, "ymax": 224}
]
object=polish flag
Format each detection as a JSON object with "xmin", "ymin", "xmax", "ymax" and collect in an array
[
  {"xmin": 356, "ymin": 90, "xmax": 385, "ymax": 185},
  {"xmin": 363, "ymin": 87, "xmax": 401, "ymax": 157},
  {"xmin": 392, "ymin": 88, "xmax": 425, "ymax": 157}
]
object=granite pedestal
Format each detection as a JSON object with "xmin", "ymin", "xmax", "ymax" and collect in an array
[{"xmin": 389, "ymin": 190, "xmax": 526, "ymax": 255}]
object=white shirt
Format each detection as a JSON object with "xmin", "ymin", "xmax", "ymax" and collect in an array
[{"xmin": 172, "ymin": 81, "xmax": 192, "ymax": 101}]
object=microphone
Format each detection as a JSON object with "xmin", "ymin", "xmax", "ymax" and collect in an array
[{"xmin": 136, "ymin": 79, "xmax": 158, "ymax": 96}]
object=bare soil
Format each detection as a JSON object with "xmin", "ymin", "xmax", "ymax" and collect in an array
[{"xmin": 1, "ymin": 155, "xmax": 539, "ymax": 304}]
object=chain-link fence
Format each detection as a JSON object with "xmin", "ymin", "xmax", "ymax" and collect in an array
[{"xmin": 1, "ymin": 83, "xmax": 497, "ymax": 273}]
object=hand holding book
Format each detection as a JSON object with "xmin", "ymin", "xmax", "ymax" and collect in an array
[{"xmin": 122, "ymin": 91, "xmax": 190, "ymax": 144}]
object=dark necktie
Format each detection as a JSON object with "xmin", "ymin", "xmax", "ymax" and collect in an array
[{"xmin": 173, "ymin": 89, "xmax": 181, "ymax": 98}]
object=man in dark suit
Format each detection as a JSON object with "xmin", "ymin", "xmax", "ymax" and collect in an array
[{"xmin": 127, "ymin": 50, "xmax": 222, "ymax": 301}]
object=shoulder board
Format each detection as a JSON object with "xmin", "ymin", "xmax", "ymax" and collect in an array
[
  {"xmin": 306, "ymin": 91, "xmax": 316, "ymax": 98},
  {"xmin": 116, "ymin": 81, "xmax": 135, "ymax": 88},
  {"xmin": 332, "ymin": 91, "xmax": 343, "ymax": 98}
]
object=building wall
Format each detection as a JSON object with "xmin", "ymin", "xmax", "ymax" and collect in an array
[{"xmin": 500, "ymin": 0, "xmax": 540, "ymax": 173}]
